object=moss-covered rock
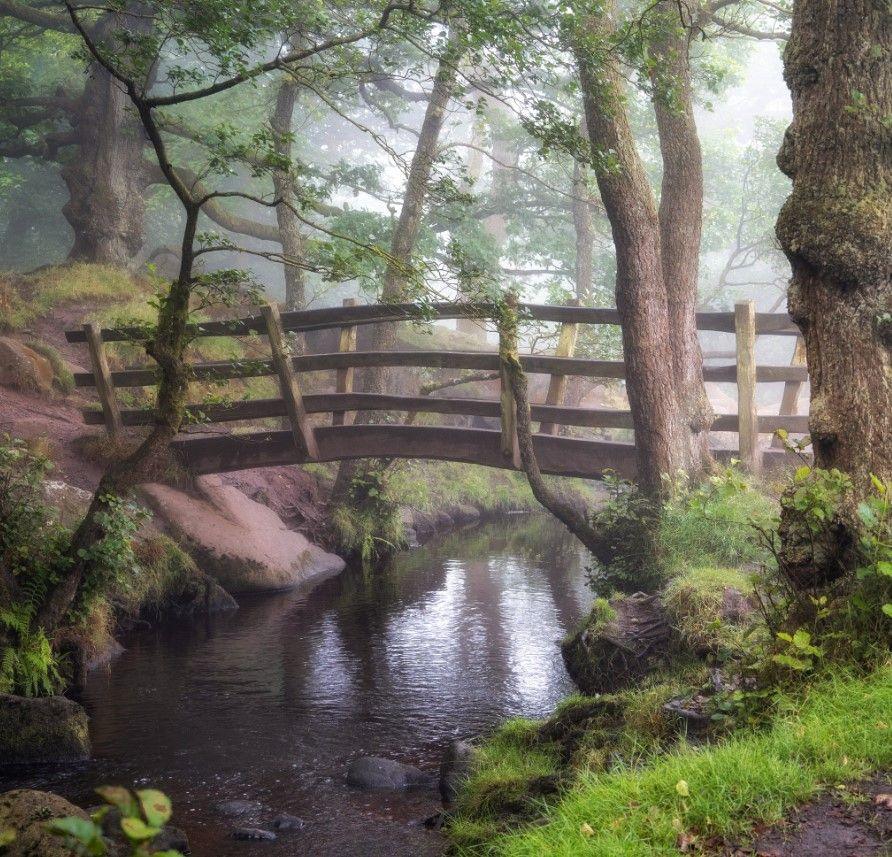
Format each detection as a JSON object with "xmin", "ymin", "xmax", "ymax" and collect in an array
[
  {"xmin": 0, "ymin": 695, "xmax": 89, "ymax": 765},
  {"xmin": 561, "ymin": 593, "xmax": 673, "ymax": 694},
  {"xmin": 0, "ymin": 789, "xmax": 89, "ymax": 857}
]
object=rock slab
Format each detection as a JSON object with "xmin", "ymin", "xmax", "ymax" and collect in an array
[
  {"xmin": 0, "ymin": 694, "xmax": 89, "ymax": 766},
  {"xmin": 140, "ymin": 475, "xmax": 345, "ymax": 592},
  {"xmin": 0, "ymin": 338, "xmax": 53, "ymax": 395}
]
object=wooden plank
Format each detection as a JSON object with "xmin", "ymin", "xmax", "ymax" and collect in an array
[
  {"xmin": 261, "ymin": 302, "xmax": 318, "ymax": 460},
  {"xmin": 735, "ymin": 300, "xmax": 760, "ymax": 473},
  {"xmin": 772, "ymin": 335, "xmax": 807, "ymax": 447},
  {"xmin": 65, "ymin": 303, "xmax": 799, "ymax": 343},
  {"xmin": 171, "ymin": 424, "xmax": 640, "ymax": 480},
  {"xmin": 332, "ymin": 298, "xmax": 357, "ymax": 426},
  {"xmin": 83, "ymin": 321, "xmax": 123, "ymax": 438},
  {"xmin": 539, "ymin": 312, "xmax": 579, "ymax": 435}
]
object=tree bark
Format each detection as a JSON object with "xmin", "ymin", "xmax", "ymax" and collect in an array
[
  {"xmin": 270, "ymin": 78, "xmax": 308, "ymax": 314},
  {"xmin": 61, "ymin": 58, "xmax": 148, "ymax": 264},
  {"xmin": 650, "ymin": 1, "xmax": 714, "ymax": 477},
  {"xmin": 576, "ymin": 2, "xmax": 688, "ymax": 497},
  {"xmin": 775, "ymin": 0, "xmax": 891, "ymax": 491},
  {"xmin": 571, "ymin": 156, "xmax": 595, "ymax": 306}
]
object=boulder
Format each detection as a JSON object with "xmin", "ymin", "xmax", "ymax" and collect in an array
[
  {"xmin": 42, "ymin": 481, "xmax": 92, "ymax": 528},
  {"xmin": 271, "ymin": 813, "xmax": 305, "ymax": 831},
  {"xmin": 0, "ymin": 338, "xmax": 53, "ymax": 394},
  {"xmin": 561, "ymin": 593, "xmax": 672, "ymax": 694},
  {"xmin": 439, "ymin": 739, "xmax": 475, "ymax": 805},
  {"xmin": 0, "ymin": 695, "xmax": 89, "ymax": 765},
  {"xmin": 450, "ymin": 505, "xmax": 481, "ymax": 526},
  {"xmin": 165, "ymin": 572, "xmax": 238, "ymax": 617},
  {"xmin": 346, "ymin": 756, "xmax": 433, "ymax": 791},
  {"xmin": 140, "ymin": 476, "xmax": 345, "ymax": 593},
  {"xmin": 0, "ymin": 789, "xmax": 89, "ymax": 857}
]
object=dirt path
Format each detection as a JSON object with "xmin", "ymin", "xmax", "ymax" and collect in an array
[{"xmin": 723, "ymin": 775, "xmax": 891, "ymax": 856}]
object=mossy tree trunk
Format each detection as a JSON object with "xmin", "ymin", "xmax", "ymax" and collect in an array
[{"xmin": 776, "ymin": 0, "xmax": 891, "ymax": 493}]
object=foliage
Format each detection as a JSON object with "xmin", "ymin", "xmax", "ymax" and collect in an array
[
  {"xmin": 450, "ymin": 665, "xmax": 892, "ymax": 855},
  {"xmin": 588, "ymin": 465, "xmax": 776, "ymax": 596},
  {"xmin": 0, "ymin": 436, "xmax": 145, "ymax": 694},
  {"xmin": 49, "ymin": 786, "xmax": 182, "ymax": 857},
  {"xmin": 330, "ymin": 462, "xmax": 406, "ymax": 565}
]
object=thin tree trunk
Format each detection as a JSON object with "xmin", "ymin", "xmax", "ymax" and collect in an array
[
  {"xmin": 571, "ymin": 156, "xmax": 595, "ymax": 306},
  {"xmin": 576, "ymin": 2, "xmax": 688, "ymax": 497},
  {"xmin": 270, "ymin": 78, "xmax": 307, "ymax": 315},
  {"xmin": 775, "ymin": 0, "xmax": 891, "ymax": 492},
  {"xmin": 650, "ymin": 1, "xmax": 713, "ymax": 477}
]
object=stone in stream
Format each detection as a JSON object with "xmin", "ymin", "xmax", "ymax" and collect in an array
[
  {"xmin": 0, "ymin": 694, "xmax": 90, "ymax": 765},
  {"xmin": 271, "ymin": 813, "xmax": 306, "ymax": 831},
  {"xmin": 233, "ymin": 826, "xmax": 277, "ymax": 841},
  {"xmin": 439, "ymin": 739, "xmax": 475, "ymax": 805},
  {"xmin": 346, "ymin": 756, "xmax": 434, "ymax": 791},
  {"xmin": 215, "ymin": 798, "xmax": 264, "ymax": 818}
]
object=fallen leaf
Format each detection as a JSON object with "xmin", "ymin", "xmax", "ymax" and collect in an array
[
  {"xmin": 676, "ymin": 832, "xmax": 697, "ymax": 852},
  {"xmin": 580, "ymin": 822, "xmax": 595, "ymax": 837},
  {"xmin": 676, "ymin": 779, "xmax": 690, "ymax": 797}
]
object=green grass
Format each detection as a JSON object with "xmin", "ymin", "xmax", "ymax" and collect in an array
[
  {"xmin": 0, "ymin": 263, "xmax": 152, "ymax": 330},
  {"xmin": 451, "ymin": 664, "xmax": 892, "ymax": 855}
]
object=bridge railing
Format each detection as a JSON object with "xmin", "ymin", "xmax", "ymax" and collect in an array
[{"xmin": 66, "ymin": 299, "xmax": 807, "ymax": 477}]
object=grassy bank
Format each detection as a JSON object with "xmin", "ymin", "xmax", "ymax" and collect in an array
[{"xmin": 451, "ymin": 665, "xmax": 891, "ymax": 855}]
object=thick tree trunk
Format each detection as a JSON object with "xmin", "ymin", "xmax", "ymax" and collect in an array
[
  {"xmin": 775, "ymin": 0, "xmax": 891, "ymax": 491},
  {"xmin": 61, "ymin": 60, "xmax": 147, "ymax": 265},
  {"xmin": 576, "ymin": 4, "xmax": 688, "ymax": 497},
  {"xmin": 270, "ymin": 79, "xmax": 307, "ymax": 314},
  {"xmin": 650, "ymin": 2, "xmax": 713, "ymax": 477}
]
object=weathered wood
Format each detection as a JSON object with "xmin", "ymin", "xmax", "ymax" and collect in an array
[
  {"xmin": 540, "ymin": 314, "xmax": 580, "ymax": 435},
  {"xmin": 65, "ymin": 303, "xmax": 800, "ymax": 343},
  {"xmin": 772, "ymin": 335, "xmax": 808, "ymax": 448},
  {"xmin": 83, "ymin": 321, "xmax": 123, "ymax": 438},
  {"xmin": 261, "ymin": 302, "xmax": 319, "ymax": 460},
  {"xmin": 332, "ymin": 298, "xmax": 357, "ymax": 426},
  {"xmin": 735, "ymin": 300, "xmax": 760, "ymax": 473}
]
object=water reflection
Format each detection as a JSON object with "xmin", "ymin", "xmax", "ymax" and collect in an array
[{"xmin": 1, "ymin": 515, "xmax": 591, "ymax": 856}]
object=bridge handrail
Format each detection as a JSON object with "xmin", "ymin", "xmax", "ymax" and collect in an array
[{"xmin": 64, "ymin": 301, "xmax": 800, "ymax": 344}]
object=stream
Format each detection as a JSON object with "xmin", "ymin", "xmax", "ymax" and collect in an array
[{"xmin": 2, "ymin": 516, "xmax": 592, "ymax": 856}]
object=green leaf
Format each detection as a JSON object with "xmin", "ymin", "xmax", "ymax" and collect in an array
[
  {"xmin": 869, "ymin": 474, "xmax": 886, "ymax": 494},
  {"xmin": 772, "ymin": 653, "xmax": 810, "ymax": 670},
  {"xmin": 675, "ymin": 779, "xmax": 690, "ymax": 797},
  {"xmin": 877, "ymin": 561, "xmax": 892, "ymax": 578},
  {"xmin": 137, "ymin": 789, "xmax": 172, "ymax": 827},
  {"xmin": 120, "ymin": 816, "xmax": 161, "ymax": 843},
  {"xmin": 794, "ymin": 465, "xmax": 811, "ymax": 481},
  {"xmin": 791, "ymin": 629, "xmax": 812, "ymax": 649},
  {"xmin": 47, "ymin": 816, "xmax": 101, "ymax": 844},
  {"xmin": 96, "ymin": 786, "xmax": 139, "ymax": 818},
  {"xmin": 882, "ymin": 604, "xmax": 892, "ymax": 619}
]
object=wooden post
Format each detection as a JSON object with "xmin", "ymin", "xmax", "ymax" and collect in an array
[
  {"xmin": 539, "ymin": 310, "xmax": 579, "ymax": 435},
  {"xmin": 735, "ymin": 300, "xmax": 760, "ymax": 473},
  {"xmin": 771, "ymin": 335, "xmax": 807, "ymax": 447},
  {"xmin": 332, "ymin": 297, "xmax": 357, "ymax": 426},
  {"xmin": 497, "ymin": 313, "xmax": 521, "ymax": 470},
  {"xmin": 262, "ymin": 302, "xmax": 319, "ymax": 460},
  {"xmin": 84, "ymin": 321, "xmax": 122, "ymax": 439}
]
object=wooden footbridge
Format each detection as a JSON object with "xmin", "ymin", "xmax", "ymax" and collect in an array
[{"xmin": 66, "ymin": 300, "xmax": 808, "ymax": 480}]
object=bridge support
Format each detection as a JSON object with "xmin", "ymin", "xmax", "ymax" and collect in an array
[
  {"xmin": 84, "ymin": 321, "xmax": 123, "ymax": 439},
  {"xmin": 735, "ymin": 300, "xmax": 761, "ymax": 474},
  {"xmin": 332, "ymin": 297, "xmax": 357, "ymax": 426},
  {"xmin": 540, "ymin": 305, "xmax": 580, "ymax": 435}
]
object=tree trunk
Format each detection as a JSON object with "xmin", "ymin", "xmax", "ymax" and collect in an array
[
  {"xmin": 571, "ymin": 156, "xmax": 595, "ymax": 306},
  {"xmin": 270, "ymin": 79, "xmax": 307, "ymax": 314},
  {"xmin": 775, "ymin": 0, "xmax": 891, "ymax": 491},
  {"xmin": 363, "ymin": 34, "xmax": 464, "ymax": 394},
  {"xmin": 650, "ymin": 1, "xmax": 714, "ymax": 477},
  {"xmin": 61, "ymin": 60, "xmax": 148, "ymax": 265},
  {"xmin": 576, "ymin": 3, "xmax": 688, "ymax": 497}
]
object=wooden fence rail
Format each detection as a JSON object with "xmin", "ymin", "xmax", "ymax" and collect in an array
[{"xmin": 68, "ymin": 299, "xmax": 807, "ymax": 479}]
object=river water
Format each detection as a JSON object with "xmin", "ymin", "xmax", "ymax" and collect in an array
[{"xmin": 3, "ymin": 516, "xmax": 591, "ymax": 856}]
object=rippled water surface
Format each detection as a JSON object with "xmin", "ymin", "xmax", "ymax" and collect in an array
[{"xmin": 3, "ymin": 516, "xmax": 591, "ymax": 856}]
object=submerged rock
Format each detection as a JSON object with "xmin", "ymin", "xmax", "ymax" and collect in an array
[
  {"xmin": 0, "ymin": 694, "xmax": 90, "ymax": 765},
  {"xmin": 215, "ymin": 799, "xmax": 264, "ymax": 818},
  {"xmin": 271, "ymin": 813, "xmax": 305, "ymax": 831},
  {"xmin": 439, "ymin": 739, "xmax": 475, "ymax": 805},
  {"xmin": 0, "ymin": 789, "xmax": 88, "ymax": 857},
  {"xmin": 561, "ymin": 592, "xmax": 672, "ymax": 694},
  {"xmin": 140, "ymin": 475, "xmax": 344, "ymax": 593},
  {"xmin": 346, "ymin": 756, "xmax": 433, "ymax": 791},
  {"xmin": 233, "ymin": 827, "xmax": 276, "ymax": 841}
]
